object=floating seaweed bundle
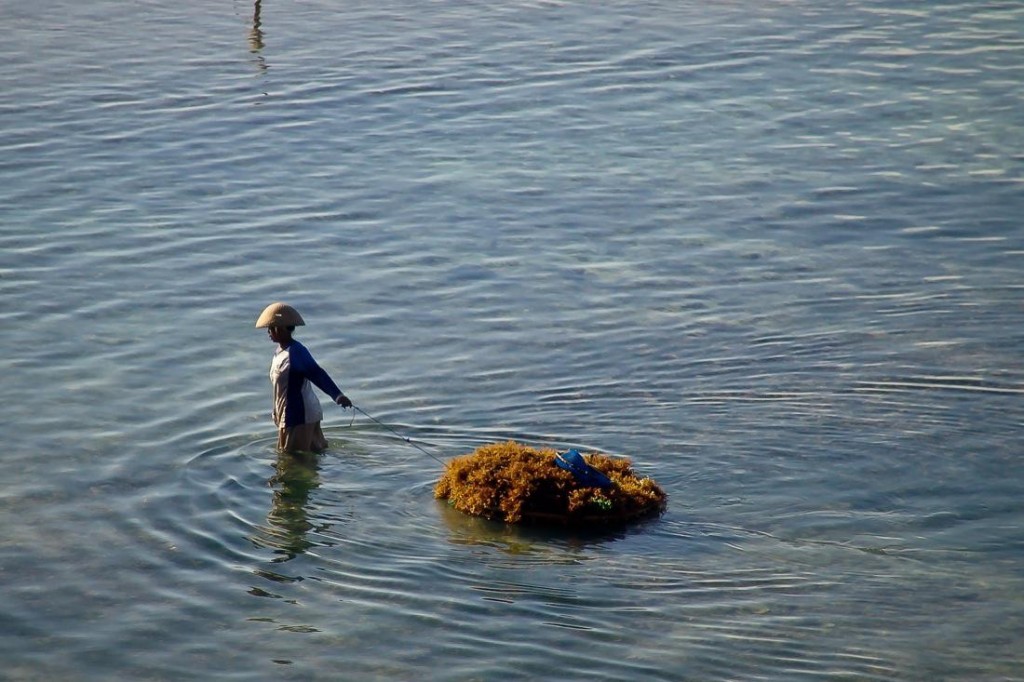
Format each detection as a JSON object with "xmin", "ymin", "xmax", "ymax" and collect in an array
[{"xmin": 434, "ymin": 441, "xmax": 667, "ymax": 525}]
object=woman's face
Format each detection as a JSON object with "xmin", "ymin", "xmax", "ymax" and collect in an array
[{"xmin": 267, "ymin": 325, "xmax": 290, "ymax": 345}]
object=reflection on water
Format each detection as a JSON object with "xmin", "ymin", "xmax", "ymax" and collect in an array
[
  {"xmin": 260, "ymin": 451, "xmax": 321, "ymax": 563},
  {"xmin": 248, "ymin": 0, "xmax": 266, "ymax": 72},
  {"xmin": 437, "ymin": 499, "xmax": 653, "ymax": 557}
]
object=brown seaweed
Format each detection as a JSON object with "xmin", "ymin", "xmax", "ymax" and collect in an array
[{"xmin": 434, "ymin": 441, "xmax": 667, "ymax": 525}]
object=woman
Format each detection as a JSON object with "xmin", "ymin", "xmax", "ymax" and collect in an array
[{"xmin": 255, "ymin": 302, "xmax": 352, "ymax": 453}]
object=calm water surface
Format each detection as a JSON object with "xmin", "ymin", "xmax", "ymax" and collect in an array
[{"xmin": 2, "ymin": 0, "xmax": 1022, "ymax": 679}]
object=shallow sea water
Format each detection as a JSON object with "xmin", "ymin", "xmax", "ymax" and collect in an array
[{"xmin": 2, "ymin": 0, "xmax": 1023, "ymax": 679}]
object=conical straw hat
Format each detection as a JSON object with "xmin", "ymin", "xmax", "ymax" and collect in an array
[{"xmin": 255, "ymin": 302, "xmax": 306, "ymax": 328}]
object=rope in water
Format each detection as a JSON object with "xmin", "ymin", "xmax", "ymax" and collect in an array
[{"xmin": 351, "ymin": 405, "xmax": 448, "ymax": 466}]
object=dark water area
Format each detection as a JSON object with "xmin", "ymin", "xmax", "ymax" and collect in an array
[{"xmin": 1, "ymin": 0, "xmax": 1022, "ymax": 679}]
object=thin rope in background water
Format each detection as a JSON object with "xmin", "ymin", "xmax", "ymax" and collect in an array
[{"xmin": 348, "ymin": 405, "xmax": 448, "ymax": 466}]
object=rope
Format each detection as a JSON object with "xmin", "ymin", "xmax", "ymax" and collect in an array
[{"xmin": 351, "ymin": 405, "xmax": 447, "ymax": 466}]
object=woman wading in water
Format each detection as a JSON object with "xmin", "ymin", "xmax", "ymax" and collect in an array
[{"xmin": 256, "ymin": 302, "xmax": 352, "ymax": 454}]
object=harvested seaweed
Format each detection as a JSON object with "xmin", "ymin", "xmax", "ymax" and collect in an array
[{"xmin": 434, "ymin": 441, "xmax": 667, "ymax": 525}]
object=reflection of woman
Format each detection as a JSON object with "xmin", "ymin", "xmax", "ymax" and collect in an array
[
  {"xmin": 255, "ymin": 302, "xmax": 352, "ymax": 454},
  {"xmin": 265, "ymin": 451, "xmax": 320, "ymax": 562}
]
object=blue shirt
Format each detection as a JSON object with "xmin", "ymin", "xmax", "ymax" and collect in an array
[{"xmin": 269, "ymin": 340, "xmax": 342, "ymax": 428}]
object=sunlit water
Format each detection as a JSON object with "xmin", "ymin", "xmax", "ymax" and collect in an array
[{"xmin": 2, "ymin": 0, "xmax": 1022, "ymax": 679}]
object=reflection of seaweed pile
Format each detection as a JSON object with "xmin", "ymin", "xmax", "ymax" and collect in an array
[{"xmin": 435, "ymin": 441, "xmax": 666, "ymax": 525}]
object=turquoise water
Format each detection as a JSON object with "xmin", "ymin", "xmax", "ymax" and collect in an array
[{"xmin": 2, "ymin": 1, "xmax": 1022, "ymax": 679}]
